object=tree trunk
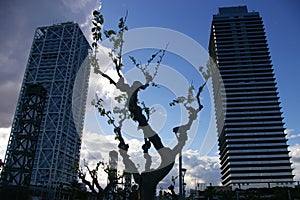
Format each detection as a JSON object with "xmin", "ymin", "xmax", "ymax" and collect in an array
[{"xmin": 139, "ymin": 162, "xmax": 175, "ymax": 200}]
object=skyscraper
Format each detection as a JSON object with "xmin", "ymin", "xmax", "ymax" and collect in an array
[
  {"xmin": 1, "ymin": 22, "xmax": 90, "ymax": 190},
  {"xmin": 209, "ymin": 6, "xmax": 294, "ymax": 189}
]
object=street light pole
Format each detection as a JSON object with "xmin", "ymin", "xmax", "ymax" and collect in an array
[
  {"xmin": 179, "ymin": 151, "xmax": 183, "ymax": 199},
  {"xmin": 173, "ymin": 127, "xmax": 185, "ymax": 200},
  {"xmin": 182, "ymin": 168, "xmax": 187, "ymax": 199}
]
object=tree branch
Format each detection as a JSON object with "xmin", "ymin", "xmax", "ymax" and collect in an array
[
  {"xmin": 78, "ymin": 171, "xmax": 98, "ymax": 194},
  {"xmin": 116, "ymin": 10, "xmax": 128, "ymax": 78},
  {"xmin": 94, "ymin": 67, "xmax": 117, "ymax": 85},
  {"xmin": 196, "ymin": 81, "xmax": 206, "ymax": 110},
  {"xmin": 85, "ymin": 163, "xmax": 104, "ymax": 193},
  {"xmin": 144, "ymin": 153, "xmax": 152, "ymax": 172}
]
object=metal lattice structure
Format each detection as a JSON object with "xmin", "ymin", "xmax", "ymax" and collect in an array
[
  {"xmin": 2, "ymin": 22, "xmax": 91, "ymax": 189},
  {"xmin": 1, "ymin": 84, "xmax": 47, "ymax": 186}
]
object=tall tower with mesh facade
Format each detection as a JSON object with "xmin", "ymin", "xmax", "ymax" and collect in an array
[
  {"xmin": 209, "ymin": 6, "xmax": 294, "ymax": 189},
  {"xmin": 1, "ymin": 22, "xmax": 90, "ymax": 189}
]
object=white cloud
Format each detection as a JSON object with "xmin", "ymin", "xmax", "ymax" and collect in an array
[
  {"xmin": 88, "ymin": 68, "xmax": 121, "ymax": 109},
  {"xmin": 0, "ymin": 127, "xmax": 11, "ymax": 161},
  {"xmin": 285, "ymin": 129, "xmax": 295, "ymax": 135},
  {"xmin": 2, "ymin": 123, "xmax": 295, "ymax": 191},
  {"xmin": 80, "ymin": 129, "xmax": 118, "ymax": 187},
  {"xmin": 288, "ymin": 144, "xmax": 300, "ymax": 180},
  {"xmin": 182, "ymin": 150, "xmax": 221, "ymax": 186},
  {"xmin": 61, "ymin": 0, "xmax": 94, "ymax": 13},
  {"xmin": 155, "ymin": 149, "xmax": 221, "ymax": 194},
  {"xmin": 80, "ymin": 128, "xmax": 224, "ymax": 191},
  {"xmin": 289, "ymin": 133, "xmax": 300, "ymax": 139},
  {"xmin": 78, "ymin": 0, "xmax": 102, "ymax": 46},
  {"xmin": 0, "ymin": 81, "xmax": 20, "ymax": 127},
  {"xmin": 286, "ymin": 129, "xmax": 300, "ymax": 140},
  {"xmin": 80, "ymin": 127, "xmax": 147, "ymax": 186}
]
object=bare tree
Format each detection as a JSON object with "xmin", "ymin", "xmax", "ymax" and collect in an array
[
  {"xmin": 73, "ymin": 160, "xmax": 114, "ymax": 199},
  {"xmin": 85, "ymin": 10, "xmax": 213, "ymax": 200}
]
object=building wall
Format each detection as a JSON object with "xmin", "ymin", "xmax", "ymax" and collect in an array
[
  {"xmin": 209, "ymin": 6, "xmax": 294, "ymax": 189},
  {"xmin": 3, "ymin": 22, "xmax": 90, "ymax": 188}
]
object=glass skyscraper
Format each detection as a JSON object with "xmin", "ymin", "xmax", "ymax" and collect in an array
[
  {"xmin": 209, "ymin": 6, "xmax": 294, "ymax": 189},
  {"xmin": 1, "ymin": 22, "xmax": 90, "ymax": 189}
]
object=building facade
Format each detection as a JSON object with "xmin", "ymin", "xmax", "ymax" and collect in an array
[
  {"xmin": 1, "ymin": 22, "xmax": 90, "ymax": 189},
  {"xmin": 209, "ymin": 6, "xmax": 294, "ymax": 189}
]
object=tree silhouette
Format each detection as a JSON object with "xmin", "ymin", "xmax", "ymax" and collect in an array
[
  {"xmin": 85, "ymin": 9, "xmax": 213, "ymax": 200},
  {"xmin": 74, "ymin": 159, "xmax": 115, "ymax": 199}
]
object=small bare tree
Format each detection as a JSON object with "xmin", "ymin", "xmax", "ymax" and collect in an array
[
  {"xmin": 73, "ymin": 160, "xmax": 112, "ymax": 199},
  {"xmin": 84, "ymin": 10, "xmax": 213, "ymax": 200}
]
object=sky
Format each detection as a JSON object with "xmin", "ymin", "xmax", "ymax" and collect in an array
[{"xmin": 0, "ymin": 0, "xmax": 300, "ymax": 193}]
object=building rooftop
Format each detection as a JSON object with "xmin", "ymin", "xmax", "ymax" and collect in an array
[{"xmin": 218, "ymin": 6, "xmax": 248, "ymax": 15}]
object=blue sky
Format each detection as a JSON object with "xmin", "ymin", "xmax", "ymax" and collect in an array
[
  {"xmin": 0, "ymin": 0, "xmax": 299, "ymax": 192},
  {"xmin": 86, "ymin": 0, "xmax": 300, "ymax": 152},
  {"xmin": 98, "ymin": 0, "xmax": 300, "ymax": 145},
  {"xmin": 87, "ymin": 0, "xmax": 300, "ymax": 188}
]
